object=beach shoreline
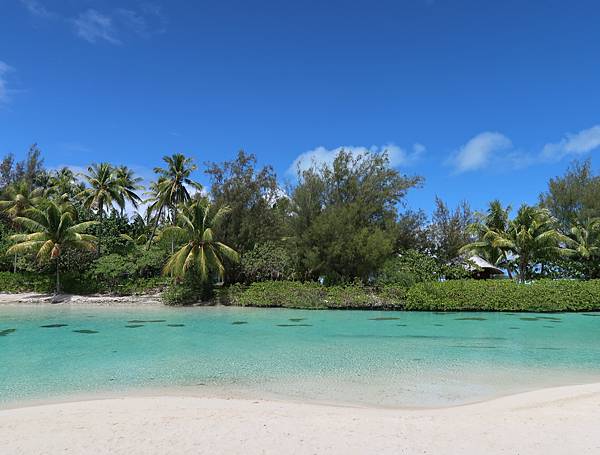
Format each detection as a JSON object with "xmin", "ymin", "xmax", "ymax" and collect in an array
[
  {"xmin": 1, "ymin": 383, "xmax": 599, "ymax": 454},
  {"xmin": 0, "ymin": 292, "xmax": 163, "ymax": 306}
]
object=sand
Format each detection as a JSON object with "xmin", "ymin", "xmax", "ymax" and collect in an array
[
  {"xmin": 1, "ymin": 383, "xmax": 599, "ymax": 454},
  {"xmin": 0, "ymin": 292, "xmax": 162, "ymax": 305}
]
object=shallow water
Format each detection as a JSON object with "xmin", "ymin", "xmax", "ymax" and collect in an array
[{"xmin": 1, "ymin": 305, "xmax": 599, "ymax": 407}]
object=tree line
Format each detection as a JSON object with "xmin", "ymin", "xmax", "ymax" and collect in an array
[{"xmin": 1, "ymin": 144, "xmax": 599, "ymax": 298}]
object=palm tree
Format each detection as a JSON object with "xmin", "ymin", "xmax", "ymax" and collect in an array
[
  {"xmin": 146, "ymin": 153, "xmax": 202, "ymax": 248},
  {"xmin": 48, "ymin": 167, "xmax": 81, "ymax": 203},
  {"xmin": 79, "ymin": 163, "xmax": 124, "ymax": 255},
  {"xmin": 563, "ymin": 218, "xmax": 600, "ymax": 279},
  {"xmin": 115, "ymin": 165, "xmax": 143, "ymax": 216},
  {"xmin": 483, "ymin": 204, "xmax": 568, "ymax": 283},
  {"xmin": 0, "ymin": 181, "xmax": 43, "ymax": 272},
  {"xmin": 461, "ymin": 200, "xmax": 514, "ymax": 277},
  {"xmin": 162, "ymin": 201, "xmax": 238, "ymax": 282},
  {"xmin": 6, "ymin": 202, "xmax": 98, "ymax": 294}
]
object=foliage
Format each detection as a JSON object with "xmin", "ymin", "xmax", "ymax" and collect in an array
[
  {"xmin": 289, "ymin": 150, "xmax": 422, "ymax": 283},
  {"xmin": 540, "ymin": 159, "xmax": 600, "ymax": 231},
  {"xmin": 162, "ymin": 200, "xmax": 239, "ymax": 282},
  {"xmin": 405, "ymin": 279, "xmax": 600, "ymax": 312},
  {"xmin": 7, "ymin": 202, "xmax": 98, "ymax": 293},
  {"xmin": 427, "ymin": 197, "xmax": 473, "ymax": 263},
  {"xmin": 226, "ymin": 280, "xmax": 398, "ymax": 309},
  {"xmin": 0, "ymin": 271, "xmax": 53, "ymax": 293},
  {"xmin": 206, "ymin": 151, "xmax": 286, "ymax": 255},
  {"xmin": 240, "ymin": 241, "xmax": 295, "ymax": 282},
  {"xmin": 376, "ymin": 250, "xmax": 441, "ymax": 286}
]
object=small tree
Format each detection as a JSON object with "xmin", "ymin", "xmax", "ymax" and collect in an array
[{"xmin": 7, "ymin": 202, "xmax": 98, "ymax": 294}]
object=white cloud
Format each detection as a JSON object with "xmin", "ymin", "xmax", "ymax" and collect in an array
[
  {"xmin": 0, "ymin": 61, "xmax": 14, "ymax": 105},
  {"xmin": 287, "ymin": 143, "xmax": 424, "ymax": 175},
  {"xmin": 541, "ymin": 125, "xmax": 600, "ymax": 161},
  {"xmin": 73, "ymin": 9, "xmax": 121, "ymax": 45},
  {"xmin": 448, "ymin": 132, "xmax": 512, "ymax": 173}
]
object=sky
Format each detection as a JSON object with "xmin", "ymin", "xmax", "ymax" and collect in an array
[{"xmin": 1, "ymin": 0, "xmax": 600, "ymax": 215}]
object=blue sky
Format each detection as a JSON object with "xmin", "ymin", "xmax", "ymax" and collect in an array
[{"xmin": 1, "ymin": 0, "xmax": 600, "ymax": 214}]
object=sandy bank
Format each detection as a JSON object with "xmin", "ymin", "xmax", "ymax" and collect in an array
[
  {"xmin": 1, "ymin": 383, "xmax": 599, "ymax": 454},
  {"xmin": 0, "ymin": 292, "xmax": 162, "ymax": 306}
]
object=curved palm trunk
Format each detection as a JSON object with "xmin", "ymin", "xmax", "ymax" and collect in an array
[
  {"xmin": 13, "ymin": 252, "xmax": 17, "ymax": 273},
  {"xmin": 97, "ymin": 202, "xmax": 104, "ymax": 258}
]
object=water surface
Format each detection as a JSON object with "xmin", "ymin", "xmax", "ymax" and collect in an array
[{"xmin": 1, "ymin": 305, "xmax": 599, "ymax": 407}]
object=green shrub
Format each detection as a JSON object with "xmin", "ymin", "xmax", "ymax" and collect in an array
[
  {"xmin": 0, "ymin": 271, "xmax": 53, "ymax": 293},
  {"xmin": 226, "ymin": 281, "xmax": 402, "ymax": 309},
  {"xmin": 405, "ymin": 279, "xmax": 600, "ymax": 312}
]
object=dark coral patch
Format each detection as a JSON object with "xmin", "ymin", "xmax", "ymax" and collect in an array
[
  {"xmin": 127, "ymin": 319, "xmax": 166, "ymax": 323},
  {"xmin": 167, "ymin": 324, "xmax": 185, "ymax": 327},
  {"xmin": 0, "ymin": 328, "xmax": 16, "ymax": 337},
  {"xmin": 73, "ymin": 329, "xmax": 98, "ymax": 334},
  {"xmin": 509, "ymin": 327, "xmax": 520, "ymax": 329},
  {"xmin": 396, "ymin": 324, "xmax": 407, "ymax": 327},
  {"xmin": 40, "ymin": 324, "xmax": 68, "ymax": 328},
  {"xmin": 433, "ymin": 324, "xmax": 444, "ymax": 327},
  {"xmin": 125, "ymin": 325, "xmax": 144, "ymax": 328},
  {"xmin": 231, "ymin": 321, "xmax": 248, "ymax": 325},
  {"xmin": 276, "ymin": 324, "xmax": 312, "ymax": 327},
  {"xmin": 289, "ymin": 318, "xmax": 306, "ymax": 322},
  {"xmin": 582, "ymin": 314, "xmax": 600, "ymax": 317}
]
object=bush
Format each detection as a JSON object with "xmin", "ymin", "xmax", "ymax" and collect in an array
[
  {"xmin": 240, "ymin": 242, "xmax": 296, "ymax": 282},
  {"xmin": 226, "ymin": 280, "xmax": 401, "ymax": 309},
  {"xmin": 0, "ymin": 271, "xmax": 53, "ymax": 293},
  {"xmin": 404, "ymin": 279, "xmax": 600, "ymax": 312}
]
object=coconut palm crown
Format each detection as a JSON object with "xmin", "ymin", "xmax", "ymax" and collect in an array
[
  {"xmin": 162, "ymin": 200, "xmax": 238, "ymax": 282},
  {"xmin": 6, "ymin": 202, "xmax": 98, "ymax": 293}
]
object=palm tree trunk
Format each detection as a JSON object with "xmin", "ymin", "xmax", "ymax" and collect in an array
[
  {"xmin": 55, "ymin": 258, "xmax": 60, "ymax": 295},
  {"xmin": 97, "ymin": 203, "xmax": 103, "ymax": 257},
  {"xmin": 147, "ymin": 203, "xmax": 165, "ymax": 250},
  {"xmin": 13, "ymin": 252, "xmax": 17, "ymax": 273},
  {"xmin": 519, "ymin": 257, "xmax": 527, "ymax": 283}
]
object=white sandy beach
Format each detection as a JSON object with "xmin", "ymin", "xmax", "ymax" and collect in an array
[
  {"xmin": 1, "ymin": 383, "xmax": 599, "ymax": 455},
  {"xmin": 0, "ymin": 292, "xmax": 162, "ymax": 306}
]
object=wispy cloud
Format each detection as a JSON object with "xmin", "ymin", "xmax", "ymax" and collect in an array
[
  {"xmin": 287, "ymin": 143, "xmax": 424, "ymax": 176},
  {"xmin": 18, "ymin": 0, "xmax": 56, "ymax": 18},
  {"xmin": 73, "ymin": 9, "xmax": 121, "ymax": 45},
  {"xmin": 0, "ymin": 61, "xmax": 14, "ymax": 105},
  {"xmin": 541, "ymin": 125, "xmax": 600, "ymax": 161},
  {"xmin": 19, "ymin": 2, "xmax": 166, "ymax": 45},
  {"xmin": 447, "ymin": 132, "xmax": 513, "ymax": 173}
]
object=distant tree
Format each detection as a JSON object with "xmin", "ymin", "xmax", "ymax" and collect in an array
[
  {"xmin": 483, "ymin": 205, "xmax": 568, "ymax": 282},
  {"xmin": 162, "ymin": 201, "xmax": 239, "ymax": 282},
  {"xmin": 540, "ymin": 159, "xmax": 600, "ymax": 231},
  {"xmin": 428, "ymin": 197, "xmax": 473, "ymax": 263},
  {"xmin": 115, "ymin": 165, "xmax": 143, "ymax": 216},
  {"xmin": 7, "ymin": 202, "xmax": 98, "ymax": 294},
  {"xmin": 0, "ymin": 153, "xmax": 15, "ymax": 188},
  {"xmin": 79, "ymin": 163, "xmax": 125, "ymax": 255},
  {"xmin": 461, "ymin": 200, "xmax": 513, "ymax": 276},
  {"xmin": 205, "ymin": 150, "xmax": 285, "ymax": 254},
  {"xmin": 146, "ymin": 153, "xmax": 202, "ymax": 248},
  {"xmin": 289, "ymin": 150, "xmax": 422, "ymax": 283},
  {"xmin": 394, "ymin": 209, "xmax": 429, "ymax": 252},
  {"xmin": 561, "ymin": 218, "xmax": 600, "ymax": 279},
  {"xmin": 0, "ymin": 181, "xmax": 44, "ymax": 272}
]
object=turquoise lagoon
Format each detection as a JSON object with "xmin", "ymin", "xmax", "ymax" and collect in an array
[{"xmin": 1, "ymin": 305, "xmax": 600, "ymax": 408}]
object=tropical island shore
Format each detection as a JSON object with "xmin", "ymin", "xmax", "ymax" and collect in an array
[{"xmin": 1, "ymin": 383, "xmax": 599, "ymax": 454}]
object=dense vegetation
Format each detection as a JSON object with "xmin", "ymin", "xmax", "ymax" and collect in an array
[{"xmin": 2, "ymin": 144, "xmax": 600, "ymax": 310}]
